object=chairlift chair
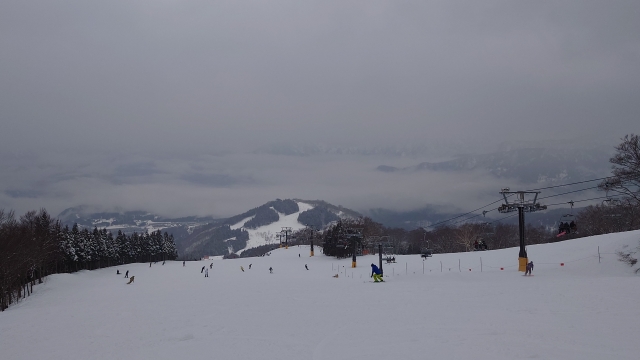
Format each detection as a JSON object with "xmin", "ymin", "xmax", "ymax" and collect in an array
[{"xmin": 557, "ymin": 214, "xmax": 577, "ymax": 235}]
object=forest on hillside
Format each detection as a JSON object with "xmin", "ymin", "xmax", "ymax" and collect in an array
[{"xmin": 0, "ymin": 209, "xmax": 178, "ymax": 311}]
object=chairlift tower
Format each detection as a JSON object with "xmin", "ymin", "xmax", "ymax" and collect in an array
[
  {"xmin": 305, "ymin": 224, "xmax": 316, "ymax": 257},
  {"xmin": 344, "ymin": 227, "xmax": 363, "ymax": 268},
  {"xmin": 276, "ymin": 233, "xmax": 285, "ymax": 248},
  {"xmin": 498, "ymin": 188, "xmax": 547, "ymax": 271},
  {"xmin": 280, "ymin": 227, "xmax": 293, "ymax": 249},
  {"xmin": 368, "ymin": 235, "xmax": 390, "ymax": 275}
]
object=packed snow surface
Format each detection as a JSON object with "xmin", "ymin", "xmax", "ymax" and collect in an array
[{"xmin": 2, "ymin": 231, "xmax": 640, "ymax": 360}]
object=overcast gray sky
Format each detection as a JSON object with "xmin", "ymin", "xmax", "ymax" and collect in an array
[{"xmin": 1, "ymin": 1, "xmax": 639, "ymax": 218}]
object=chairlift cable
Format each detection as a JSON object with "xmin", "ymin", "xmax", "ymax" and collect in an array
[
  {"xmin": 537, "ymin": 186, "xmax": 600, "ymax": 200},
  {"xmin": 421, "ymin": 176, "xmax": 623, "ymax": 231},
  {"xmin": 426, "ymin": 196, "xmax": 511, "ymax": 229},
  {"xmin": 524, "ymin": 177, "xmax": 610, "ymax": 191},
  {"xmin": 544, "ymin": 194, "xmax": 624, "ymax": 208},
  {"xmin": 448, "ymin": 193, "xmax": 623, "ymax": 228}
]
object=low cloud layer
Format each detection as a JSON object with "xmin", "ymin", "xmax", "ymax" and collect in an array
[
  {"xmin": 0, "ymin": 1, "xmax": 637, "ymax": 218},
  {"xmin": 0, "ymin": 147, "xmax": 610, "ymax": 219}
]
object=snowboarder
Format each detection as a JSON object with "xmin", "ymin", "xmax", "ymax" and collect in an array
[
  {"xmin": 241, "ymin": 266, "xmax": 245, "ymax": 272},
  {"xmin": 125, "ymin": 270, "xmax": 129, "ymax": 278},
  {"xmin": 371, "ymin": 263, "xmax": 383, "ymax": 282},
  {"xmin": 305, "ymin": 264, "xmax": 308, "ymax": 270},
  {"xmin": 201, "ymin": 266, "xmax": 205, "ymax": 273},
  {"xmin": 249, "ymin": 264, "xmax": 252, "ymax": 269},
  {"xmin": 205, "ymin": 268, "xmax": 209, "ymax": 278},
  {"xmin": 126, "ymin": 276, "xmax": 135, "ymax": 284},
  {"xmin": 210, "ymin": 263, "xmax": 213, "ymax": 269},
  {"xmin": 269, "ymin": 267, "xmax": 273, "ymax": 274},
  {"xmin": 525, "ymin": 261, "xmax": 534, "ymax": 275}
]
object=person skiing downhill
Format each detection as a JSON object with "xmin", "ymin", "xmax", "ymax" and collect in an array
[
  {"xmin": 525, "ymin": 261, "xmax": 534, "ymax": 275},
  {"xmin": 125, "ymin": 270, "xmax": 129, "ymax": 278},
  {"xmin": 201, "ymin": 266, "xmax": 205, "ymax": 273},
  {"xmin": 269, "ymin": 267, "xmax": 273, "ymax": 274},
  {"xmin": 371, "ymin": 264, "xmax": 383, "ymax": 282},
  {"xmin": 205, "ymin": 268, "xmax": 209, "ymax": 278},
  {"xmin": 305, "ymin": 264, "xmax": 309, "ymax": 270}
]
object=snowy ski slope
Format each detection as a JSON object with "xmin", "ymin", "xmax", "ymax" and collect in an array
[
  {"xmin": 1, "ymin": 231, "xmax": 640, "ymax": 360},
  {"xmin": 233, "ymin": 201, "xmax": 315, "ymax": 254}
]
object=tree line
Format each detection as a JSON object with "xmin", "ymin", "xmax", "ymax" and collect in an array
[
  {"xmin": 0, "ymin": 208, "xmax": 178, "ymax": 311},
  {"xmin": 315, "ymin": 199, "xmax": 639, "ymax": 260}
]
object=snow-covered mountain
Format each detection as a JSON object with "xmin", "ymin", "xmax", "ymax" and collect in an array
[
  {"xmin": 179, "ymin": 199, "xmax": 360, "ymax": 259},
  {"xmin": 58, "ymin": 199, "xmax": 361, "ymax": 259}
]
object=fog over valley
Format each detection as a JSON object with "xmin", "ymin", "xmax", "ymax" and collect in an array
[{"xmin": 1, "ymin": 1, "xmax": 638, "ymax": 220}]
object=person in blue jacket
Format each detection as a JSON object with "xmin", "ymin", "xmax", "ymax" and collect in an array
[{"xmin": 371, "ymin": 263, "xmax": 384, "ymax": 282}]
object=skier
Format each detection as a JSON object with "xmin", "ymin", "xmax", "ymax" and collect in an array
[
  {"xmin": 150, "ymin": 262, "xmax": 152, "ymax": 267},
  {"xmin": 305, "ymin": 264, "xmax": 308, "ymax": 270},
  {"xmin": 205, "ymin": 268, "xmax": 209, "ymax": 278},
  {"xmin": 162, "ymin": 261, "xmax": 165, "ymax": 265},
  {"xmin": 525, "ymin": 261, "xmax": 534, "ymax": 275},
  {"xmin": 125, "ymin": 270, "xmax": 129, "ymax": 278},
  {"xmin": 210, "ymin": 263, "xmax": 213, "ymax": 269},
  {"xmin": 269, "ymin": 267, "xmax": 273, "ymax": 274},
  {"xmin": 299, "ymin": 254, "xmax": 300, "ymax": 257},
  {"xmin": 183, "ymin": 261, "xmax": 185, "ymax": 267},
  {"xmin": 201, "ymin": 266, "xmax": 205, "ymax": 273},
  {"xmin": 371, "ymin": 263, "xmax": 383, "ymax": 282},
  {"xmin": 249, "ymin": 264, "xmax": 252, "ymax": 269},
  {"xmin": 241, "ymin": 266, "xmax": 245, "ymax": 272},
  {"xmin": 117, "ymin": 270, "xmax": 120, "ymax": 275}
]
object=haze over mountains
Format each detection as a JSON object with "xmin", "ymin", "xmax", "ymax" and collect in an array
[
  {"xmin": 56, "ymin": 143, "xmax": 613, "ymax": 235},
  {"xmin": 2, "ymin": 0, "xmax": 637, "ymax": 252}
]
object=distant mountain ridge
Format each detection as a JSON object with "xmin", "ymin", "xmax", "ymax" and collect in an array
[
  {"xmin": 178, "ymin": 199, "xmax": 361, "ymax": 259},
  {"xmin": 57, "ymin": 199, "xmax": 362, "ymax": 260},
  {"xmin": 57, "ymin": 206, "xmax": 217, "ymax": 242},
  {"xmin": 376, "ymin": 147, "xmax": 611, "ymax": 183}
]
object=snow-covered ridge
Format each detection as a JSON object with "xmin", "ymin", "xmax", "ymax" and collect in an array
[{"xmin": 237, "ymin": 201, "xmax": 314, "ymax": 254}]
